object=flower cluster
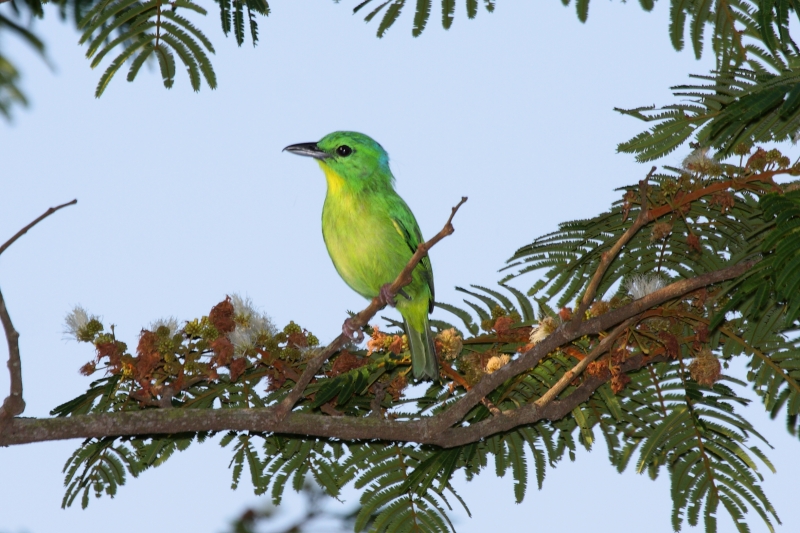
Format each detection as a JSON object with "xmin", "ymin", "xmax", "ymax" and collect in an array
[
  {"xmin": 64, "ymin": 296, "xmax": 319, "ymax": 406},
  {"xmin": 366, "ymin": 325, "xmax": 406, "ymax": 356}
]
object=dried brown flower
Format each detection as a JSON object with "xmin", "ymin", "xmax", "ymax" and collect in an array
[
  {"xmin": 589, "ymin": 301, "xmax": 610, "ymax": 317},
  {"xmin": 611, "ymin": 372, "xmax": 631, "ymax": 394},
  {"xmin": 587, "ymin": 360, "xmax": 610, "ymax": 378},
  {"xmin": 493, "ymin": 316, "xmax": 514, "ymax": 337},
  {"xmin": 710, "ymin": 191, "xmax": 735, "ymax": 213},
  {"xmin": 287, "ymin": 330, "xmax": 308, "ymax": 349},
  {"xmin": 211, "ymin": 337, "xmax": 234, "ymax": 367},
  {"xmin": 209, "ymin": 296, "xmax": 236, "ymax": 335},
  {"xmin": 695, "ymin": 324, "xmax": 709, "ymax": 343},
  {"xmin": 388, "ymin": 335, "xmax": 404, "ymax": 355},
  {"xmin": 229, "ymin": 358, "xmax": 247, "ymax": 382},
  {"xmin": 650, "ymin": 222, "xmax": 673, "ymax": 242},
  {"xmin": 689, "ymin": 349, "xmax": 721, "ymax": 386},
  {"xmin": 387, "ymin": 374, "xmax": 408, "ymax": 401},
  {"xmin": 658, "ymin": 332, "xmax": 680, "ymax": 359},
  {"xmin": 330, "ymin": 351, "xmax": 367, "ymax": 376},
  {"xmin": 687, "ymin": 233, "xmax": 702, "ymax": 253},
  {"xmin": 79, "ymin": 361, "xmax": 97, "ymax": 376},
  {"xmin": 135, "ymin": 330, "xmax": 161, "ymax": 381},
  {"xmin": 96, "ymin": 341, "xmax": 123, "ymax": 373}
]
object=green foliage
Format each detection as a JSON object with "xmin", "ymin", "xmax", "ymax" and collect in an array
[
  {"xmin": 77, "ymin": 0, "xmax": 218, "ymax": 96},
  {"xmin": 62, "ymin": 437, "xmax": 141, "ymax": 509},
  {"xmin": 616, "ymin": 0, "xmax": 800, "ymax": 160},
  {"xmin": 347, "ymin": 443, "xmax": 462, "ymax": 532},
  {"xmin": 0, "ymin": 0, "xmax": 270, "ymax": 107},
  {"xmin": 352, "ymin": 0, "xmax": 494, "ymax": 37},
  {"xmin": 216, "ymin": 0, "xmax": 269, "ymax": 46},
  {"xmin": 0, "ymin": 10, "xmax": 45, "ymax": 119},
  {"xmin": 622, "ymin": 364, "xmax": 778, "ymax": 532}
]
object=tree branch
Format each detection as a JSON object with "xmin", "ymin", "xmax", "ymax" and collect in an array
[
  {"xmin": 0, "ymin": 200, "xmax": 78, "ymax": 433},
  {"xmin": 0, "ymin": 287, "xmax": 24, "ymax": 431},
  {"xmin": 0, "ymin": 257, "xmax": 752, "ymax": 447}
]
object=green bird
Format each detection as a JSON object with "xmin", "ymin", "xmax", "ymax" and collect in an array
[{"xmin": 284, "ymin": 131, "xmax": 438, "ymax": 380}]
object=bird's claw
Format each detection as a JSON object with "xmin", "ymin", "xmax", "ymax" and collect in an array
[
  {"xmin": 379, "ymin": 284, "xmax": 411, "ymax": 308},
  {"xmin": 379, "ymin": 284, "xmax": 397, "ymax": 308},
  {"xmin": 343, "ymin": 317, "xmax": 364, "ymax": 343}
]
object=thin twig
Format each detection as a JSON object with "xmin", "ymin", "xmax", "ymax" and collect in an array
[
  {"xmin": 271, "ymin": 197, "xmax": 468, "ymax": 421},
  {"xmin": 0, "ymin": 199, "xmax": 77, "ymax": 257},
  {"xmin": 534, "ymin": 318, "xmax": 636, "ymax": 408},
  {"xmin": 574, "ymin": 172, "xmax": 653, "ymax": 322}
]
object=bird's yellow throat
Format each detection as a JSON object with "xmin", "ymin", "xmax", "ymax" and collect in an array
[{"xmin": 318, "ymin": 161, "xmax": 346, "ymax": 196}]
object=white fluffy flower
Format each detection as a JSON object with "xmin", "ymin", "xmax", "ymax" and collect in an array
[
  {"xmin": 64, "ymin": 305, "xmax": 99, "ymax": 341},
  {"xmin": 228, "ymin": 293, "xmax": 276, "ymax": 357},
  {"xmin": 529, "ymin": 316, "xmax": 560, "ymax": 345},
  {"xmin": 625, "ymin": 273, "xmax": 667, "ymax": 300},
  {"xmin": 149, "ymin": 317, "xmax": 180, "ymax": 337}
]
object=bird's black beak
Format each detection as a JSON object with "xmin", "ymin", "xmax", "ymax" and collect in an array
[{"xmin": 283, "ymin": 142, "xmax": 330, "ymax": 160}]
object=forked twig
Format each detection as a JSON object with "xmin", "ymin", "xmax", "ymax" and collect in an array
[
  {"xmin": 0, "ymin": 199, "xmax": 78, "ymax": 432},
  {"xmin": 272, "ymin": 197, "xmax": 468, "ymax": 421},
  {"xmin": 574, "ymin": 173, "xmax": 653, "ymax": 323}
]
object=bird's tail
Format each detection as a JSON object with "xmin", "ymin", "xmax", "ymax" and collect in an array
[{"xmin": 405, "ymin": 316, "xmax": 438, "ymax": 381}]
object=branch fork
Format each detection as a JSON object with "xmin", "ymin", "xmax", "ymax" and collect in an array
[{"xmin": 0, "ymin": 200, "xmax": 77, "ymax": 433}]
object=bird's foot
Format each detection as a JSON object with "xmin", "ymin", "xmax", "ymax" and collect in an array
[
  {"xmin": 379, "ymin": 284, "xmax": 411, "ymax": 308},
  {"xmin": 342, "ymin": 316, "xmax": 364, "ymax": 343},
  {"xmin": 379, "ymin": 284, "xmax": 397, "ymax": 308}
]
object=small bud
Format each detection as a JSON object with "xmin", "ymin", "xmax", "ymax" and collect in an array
[{"xmin": 732, "ymin": 142, "xmax": 752, "ymax": 156}]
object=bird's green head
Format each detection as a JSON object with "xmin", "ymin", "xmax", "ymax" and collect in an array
[{"xmin": 284, "ymin": 131, "xmax": 393, "ymax": 192}]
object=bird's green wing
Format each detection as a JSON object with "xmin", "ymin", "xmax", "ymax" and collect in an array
[{"xmin": 390, "ymin": 208, "xmax": 435, "ymax": 313}]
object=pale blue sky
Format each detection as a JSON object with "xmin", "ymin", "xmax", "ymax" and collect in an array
[{"xmin": 1, "ymin": 2, "xmax": 798, "ymax": 532}]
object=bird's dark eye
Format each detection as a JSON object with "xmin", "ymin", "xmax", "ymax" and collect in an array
[{"xmin": 336, "ymin": 145, "xmax": 353, "ymax": 157}]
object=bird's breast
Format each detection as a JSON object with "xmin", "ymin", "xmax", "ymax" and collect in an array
[{"xmin": 321, "ymin": 193, "xmax": 409, "ymax": 300}]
